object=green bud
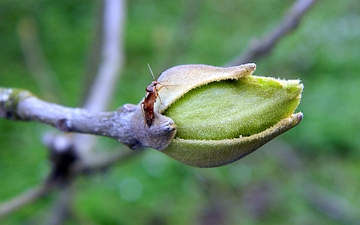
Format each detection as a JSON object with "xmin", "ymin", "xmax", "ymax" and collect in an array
[{"xmin": 153, "ymin": 63, "xmax": 303, "ymax": 167}]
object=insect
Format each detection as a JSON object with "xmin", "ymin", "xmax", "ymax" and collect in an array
[{"xmin": 141, "ymin": 64, "xmax": 164, "ymax": 127}]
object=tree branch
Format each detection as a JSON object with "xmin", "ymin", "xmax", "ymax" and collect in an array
[
  {"xmin": 0, "ymin": 88, "xmax": 176, "ymax": 151},
  {"xmin": 0, "ymin": 182, "xmax": 54, "ymax": 218},
  {"xmin": 226, "ymin": 0, "xmax": 316, "ymax": 66}
]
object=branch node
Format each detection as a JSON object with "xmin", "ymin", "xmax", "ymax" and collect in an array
[{"xmin": 55, "ymin": 118, "xmax": 72, "ymax": 132}]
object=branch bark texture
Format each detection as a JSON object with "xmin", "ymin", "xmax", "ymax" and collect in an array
[{"xmin": 0, "ymin": 88, "xmax": 176, "ymax": 151}]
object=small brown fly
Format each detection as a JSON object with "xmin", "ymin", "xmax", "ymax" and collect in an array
[{"xmin": 141, "ymin": 64, "xmax": 164, "ymax": 127}]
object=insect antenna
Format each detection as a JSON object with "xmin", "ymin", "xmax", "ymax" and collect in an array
[{"xmin": 147, "ymin": 63, "xmax": 156, "ymax": 81}]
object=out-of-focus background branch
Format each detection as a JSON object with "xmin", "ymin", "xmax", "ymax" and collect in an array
[
  {"xmin": 226, "ymin": 0, "xmax": 316, "ymax": 66},
  {"xmin": 1, "ymin": 0, "xmax": 360, "ymax": 224}
]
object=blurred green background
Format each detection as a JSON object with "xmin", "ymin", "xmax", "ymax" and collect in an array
[{"xmin": 1, "ymin": 0, "xmax": 360, "ymax": 224}]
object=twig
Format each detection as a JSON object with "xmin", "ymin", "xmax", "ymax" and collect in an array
[
  {"xmin": 0, "ymin": 182, "xmax": 54, "ymax": 218},
  {"xmin": 226, "ymin": 0, "xmax": 316, "ymax": 66},
  {"xmin": 0, "ymin": 88, "xmax": 176, "ymax": 151}
]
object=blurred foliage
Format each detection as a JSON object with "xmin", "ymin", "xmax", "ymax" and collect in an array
[{"xmin": 1, "ymin": 0, "xmax": 360, "ymax": 224}]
